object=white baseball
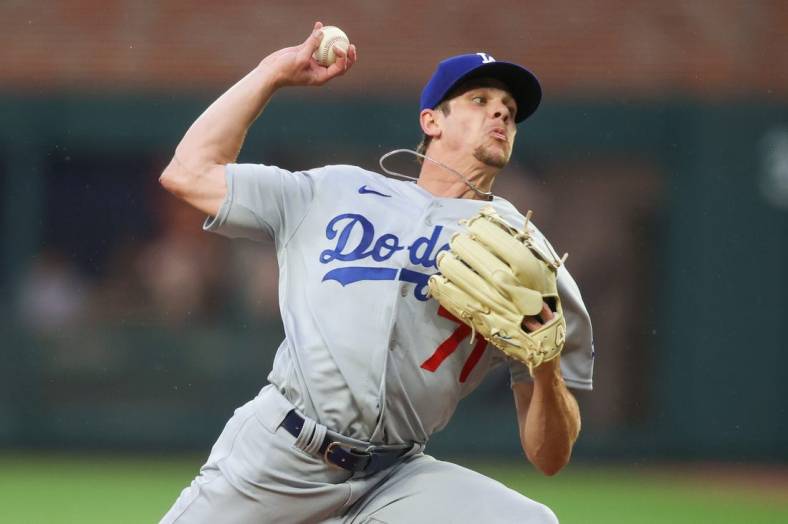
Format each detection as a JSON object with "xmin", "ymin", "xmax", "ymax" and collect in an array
[{"xmin": 312, "ymin": 26, "xmax": 350, "ymax": 67}]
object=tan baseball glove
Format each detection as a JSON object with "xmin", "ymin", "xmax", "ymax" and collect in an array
[{"xmin": 428, "ymin": 206, "xmax": 567, "ymax": 373}]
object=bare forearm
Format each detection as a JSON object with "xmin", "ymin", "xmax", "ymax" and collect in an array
[
  {"xmin": 158, "ymin": 63, "xmax": 279, "ymax": 216},
  {"xmin": 516, "ymin": 359, "xmax": 581, "ymax": 475},
  {"xmin": 174, "ymin": 63, "xmax": 279, "ymax": 170},
  {"xmin": 158, "ymin": 22, "xmax": 356, "ymax": 216},
  {"xmin": 172, "ymin": 23, "xmax": 355, "ymax": 171}
]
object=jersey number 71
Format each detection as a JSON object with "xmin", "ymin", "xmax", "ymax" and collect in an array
[{"xmin": 420, "ymin": 306, "xmax": 487, "ymax": 383}]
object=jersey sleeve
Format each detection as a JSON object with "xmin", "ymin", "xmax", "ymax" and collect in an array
[
  {"xmin": 203, "ymin": 163, "xmax": 318, "ymax": 247},
  {"xmin": 509, "ymin": 264, "xmax": 595, "ymax": 391}
]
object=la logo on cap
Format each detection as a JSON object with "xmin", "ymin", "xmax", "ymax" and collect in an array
[{"xmin": 420, "ymin": 52, "xmax": 542, "ymax": 122}]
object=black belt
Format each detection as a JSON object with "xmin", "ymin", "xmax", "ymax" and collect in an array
[{"xmin": 281, "ymin": 409, "xmax": 409, "ymax": 475}]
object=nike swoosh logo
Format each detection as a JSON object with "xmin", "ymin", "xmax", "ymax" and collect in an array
[{"xmin": 358, "ymin": 185, "xmax": 391, "ymax": 197}]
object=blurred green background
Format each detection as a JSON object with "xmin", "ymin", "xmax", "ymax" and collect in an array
[
  {"xmin": 1, "ymin": 453, "xmax": 786, "ymax": 523},
  {"xmin": 1, "ymin": 1, "xmax": 787, "ymax": 522}
]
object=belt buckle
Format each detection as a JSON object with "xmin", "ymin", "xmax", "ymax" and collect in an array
[
  {"xmin": 322, "ymin": 441, "xmax": 344, "ymax": 468},
  {"xmin": 323, "ymin": 441, "xmax": 372, "ymax": 470}
]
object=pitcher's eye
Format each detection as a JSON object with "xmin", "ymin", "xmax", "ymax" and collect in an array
[{"xmin": 472, "ymin": 96, "xmax": 485, "ymax": 104}]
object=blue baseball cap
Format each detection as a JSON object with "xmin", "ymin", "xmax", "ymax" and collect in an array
[{"xmin": 419, "ymin": 53, "xmax": 542, "ymax": 123}]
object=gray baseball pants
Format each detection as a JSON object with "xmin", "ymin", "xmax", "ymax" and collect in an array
[{"xmin": 160, "ymin": 385, "xmax": 558, "ymax": 524}]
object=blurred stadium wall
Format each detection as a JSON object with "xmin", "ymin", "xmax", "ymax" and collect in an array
[{"xmin": 1, "ymin": 1, "xmax": 786, "ymax": 461}]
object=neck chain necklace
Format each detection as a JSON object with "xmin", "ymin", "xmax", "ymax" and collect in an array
[{"xmin": 378, "ymin": 149, "xmax": 494, "ymax": 200}]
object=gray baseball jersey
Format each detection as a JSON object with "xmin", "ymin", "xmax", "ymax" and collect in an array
[
  {"xmin": 161, "ymin": 163, "xmax": 593, "ymax": 524},
  {"xmin": 204, "ymin": 163, "xmax": 593, "ymax": 445}
]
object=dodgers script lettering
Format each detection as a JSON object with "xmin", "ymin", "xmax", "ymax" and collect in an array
[{"xmin": 319, "ymin": 213, "xmax": 449, "ymax": 300}]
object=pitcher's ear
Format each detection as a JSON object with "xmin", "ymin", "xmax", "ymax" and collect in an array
[{"xmin": 419, "ymin": 109, "xmax": 442, "ymax": 139}]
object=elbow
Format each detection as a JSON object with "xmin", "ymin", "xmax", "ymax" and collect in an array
[
  {"xmin": 157, "ymin": 155, "xmax": 226, "ymax": 217},
  {"xmin": 159, "ymin": 159, "xmax": 189, "ymax": 198},
  {"xmin": 534, "ymin": 458, "xmax": 567, "ymax": 477},
  {"xmin": 524, "ymin": 445, "xmax": 572, "ymax": 477},
  {"xmin": 529, "ymin": 454, "xmax": 570, "ymax": 477}
]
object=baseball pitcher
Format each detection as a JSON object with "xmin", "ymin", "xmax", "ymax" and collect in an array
[{"xmin": 159, "ymin": 21, "xmax": 594, "ymax": 524}]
